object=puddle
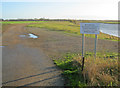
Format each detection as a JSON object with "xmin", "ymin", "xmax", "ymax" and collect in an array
[
  {"xmin": 19, "ymin": 33, "xmax": 38, "ymax": 39},
  {"xmin": 0, "ymin": 46, "xmax": 5, "ymax": 48},
  {"xmin": 28, "ymin": 34, "xmax": 38, "ymax": 38},
  {"xmin": 19, "ymin": 35, "xmax": 26, "ymax": 38}
]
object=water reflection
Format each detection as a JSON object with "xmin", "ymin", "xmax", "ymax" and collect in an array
[
  {"xmin": 19, "ymin": 33, "xmax": 38, "ymax": 39},
  {"xmin": 28, "ymin": 34, "xmax": 38, "ymax": 38},
  {"xmin": 100, "ymin": 23, "xmax": 119, "ymax": 37}
]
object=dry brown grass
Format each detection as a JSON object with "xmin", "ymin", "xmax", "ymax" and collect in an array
[{"xmin": 73, "ymin": 56, "xmax": 118, "ymax": 86}]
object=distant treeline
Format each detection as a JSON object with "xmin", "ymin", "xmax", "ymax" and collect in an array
[
  {"xmin": 1, "ymin": 18, "xmax": 72, "ymax": 21},
  {"xmin": 0, "ymin": 18, "xmax": 119, "ymax": 22}
]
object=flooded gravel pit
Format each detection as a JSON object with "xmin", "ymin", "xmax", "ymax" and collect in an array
[{"xmin": 19, "ymin": 33, "xmax": 38, "ymax": 39}]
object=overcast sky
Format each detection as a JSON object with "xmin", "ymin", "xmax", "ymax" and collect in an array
[{"xmin": 1, "ymin": 0, "xmax": 119, "ymax": 20}]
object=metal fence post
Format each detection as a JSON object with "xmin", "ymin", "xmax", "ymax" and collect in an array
[
  {"xmin": 81, "ymin": 34, "xmax": 85, "ymax": 71},
  {"xmin": 94, "ymin": 34, "xmax": 97, "ymax": 59}
]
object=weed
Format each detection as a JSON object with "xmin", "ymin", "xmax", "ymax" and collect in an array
[{"xmin": 54, "ymin": 52, "xmax": 118, "ymax": 87}]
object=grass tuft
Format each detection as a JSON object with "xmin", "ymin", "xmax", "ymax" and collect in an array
[{"xmin": 54, "ymin": 52, "xmax": 118, "ymax": 87}]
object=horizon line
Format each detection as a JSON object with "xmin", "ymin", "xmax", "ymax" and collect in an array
[{"xmin": 1, "ymin": 18, "xmax": 119, "ymax": 21}]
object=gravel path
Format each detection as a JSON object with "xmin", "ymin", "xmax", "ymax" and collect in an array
[{"xmin": 2, "ymin": 24, "xmax": 64, "ymax": 87}]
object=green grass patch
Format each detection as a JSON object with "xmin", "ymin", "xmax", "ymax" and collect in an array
[
  {"xmin": 1, "ymin": 21, "xmax": 45, "ymax": 24},
  {"xmin": 102, "ymin": 22, "xmax": 120, "ymax": 24},
  {"xmin": 1, "ymin": 21, "xmax": 119, "ymax": 41},
  {"xmin": 53, "ymin": 52, "xmax": 118, "ymax": 87},
  {"xmin": 27, "ymin": 21, "xmax": 119, "ymax": 41}
]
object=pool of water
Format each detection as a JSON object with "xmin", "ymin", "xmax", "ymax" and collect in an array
[
  {"xmin": 28, "ymin": 34, "xmax": 38, "ymax": 38},
  {"xmin": 100, "ymin": 23, "xmax": 120, "ymax": 37},
  {"xmin": 0, "ymin": 46, "xmax": 5, "ymax": 48},
  {"xmin": 19, "ymin": 35, "xmax": 26, "ymax": 38},
  {"xmin": 19, "ymin": 33, "xmax": 38, "ymax": 39}
]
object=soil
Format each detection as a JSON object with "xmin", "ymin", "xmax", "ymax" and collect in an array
[{"xmin": 2, "ymin": 24, "xmax": 118, "ymax": 86}]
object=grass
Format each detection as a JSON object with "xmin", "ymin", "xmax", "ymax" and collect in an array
[
  {"xmin": 53, "ymin": 52, "xmax": 118, "ymax": 87},
  {"xmin": 102, "ymin": 22, "xmax": 120, "ymax": 24},
  {"xmin": 27, "ymin": 21, "xmax": 119, "ymax": 41},
  {"xmin": 1, "ymin": 21, "xmax": 119, "ymax": 41},
  {"xmin": 1, "ymin": 21, "xmax": 45, "ymax": 24},
  {"xmin": 77, "ymin": 20, "xmax": 120, "ymax": 24}
]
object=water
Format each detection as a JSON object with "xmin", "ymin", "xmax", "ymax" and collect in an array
[
  {"xmin": 28, "ymin": 34, "xmax": 38, "ymax": 38},
  {"xmin": 100, "ymin": 23, "xmax": 119, "ymax": 37},
  {"xmin": 19, "ymin": 35, "xmax": 26, "ymax": 38},
  {"xmin": 0, "ymin": 46, "xmax": 5, "ymax": 48},
  {"xmin": 19, "ymin": 33, "xmax": 38, "ymax": 39}
]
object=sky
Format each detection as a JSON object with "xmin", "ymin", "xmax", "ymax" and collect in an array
[{"xmin": 1, "ymin": 0, "xmax": 119, "ymax": 20}]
